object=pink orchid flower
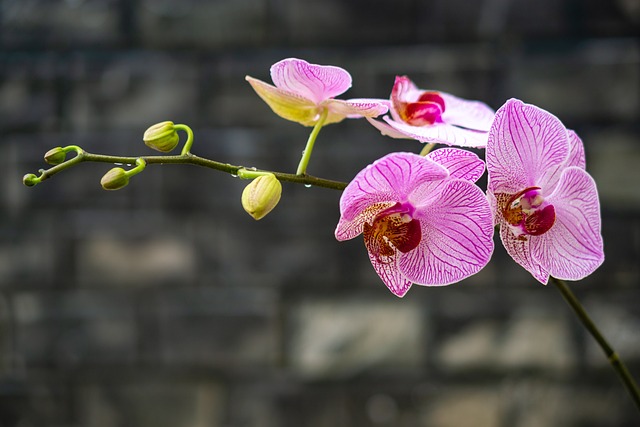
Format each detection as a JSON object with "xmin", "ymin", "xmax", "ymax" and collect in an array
[
  {"xmin": 486, "ymin": 98, "xmax": 604, "ymax": 284},
  {"xmin": 245, "ymin": 58, "xmax": 388, "ymax": 126},
  {"xmin": 366, "ymin": 76, "xmax": 495, "ymax": 147},
  {"xmin": 335, "ymin": 150, "xmax": 494, "ymax": 297}
]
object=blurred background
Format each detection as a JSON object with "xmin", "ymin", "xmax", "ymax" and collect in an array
[{"xmin": 1, "ymin": 0, "xmax": 640, "ymax": 426}]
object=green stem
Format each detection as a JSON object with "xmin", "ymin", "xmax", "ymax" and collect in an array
[
  {"xmin": 552, "ymin": 276, "xmax": 640, "ymax": 412},
  {"xmin": 419, "ymin": 142, "xmax": 436, "ymax": 156},
  {"xmin": 237, "ymin": 168, "xmax": 273, "ymax": 180},
  {"xmin": 175, "ymin": 124, "xmax": 194, "ymax": 155},
  {"xmin": 296, "ymin": 108, "xmax": 329, "ymax": 176},
  {"xmin": 25, "ymin": 150, "xmax": 348, "ymax": 191},
  {"xmin": 125, "ymin": 158, "xmax": 147, "ymax": 177}
]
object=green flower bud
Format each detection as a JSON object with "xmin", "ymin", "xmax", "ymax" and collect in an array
[
  {"xmin": 100, "ymin": 167, "xmax": 130, "ymax": 190},
  {"xmin": 44, "ymin": 147, "xmax": 67, "ymax": 165},
  {"xmin": 241, "ymin": 174, "xmax": 282, "ymax": 220},
  {"xmin": 23, "ymin": 173, "xmax": 40, "ymax": 187},
  {"xmin": 143, "ymin": 121, "xmax": 180, "ymax": 152}
]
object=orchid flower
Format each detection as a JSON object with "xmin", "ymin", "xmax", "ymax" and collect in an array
[
  {"xmin": 245, "ymin": 58, "xmax": 388, "ymax": 127},
  {"xmin": 366, "ymin": 76, "xmax": 495, "ymax": 148},
  {"xmin": 486, "ymin": 98, "xmax": 604, "ymax": 284},
  {"xmin": 335, "ymin": 150, "xmax": 494, "ymax": 297}
]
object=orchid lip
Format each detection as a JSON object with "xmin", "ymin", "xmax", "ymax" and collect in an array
[
  {"xmin": 502, "ymin": 187, "xmax": 556, "ymax": 238},
  {"xmin": 364, "ymin": 202, "xmax": 421, "ymax": 262}
]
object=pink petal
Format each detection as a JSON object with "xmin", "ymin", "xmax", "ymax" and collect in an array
[
  {"xmin": 391, "ymin": 76, "xmax": 424, "ymax": 103},
  {"xmin": 440, "ymin": 92, "xmax": 495, "ymax": 132},
  {"xmin": 499, "ymin": 223, "xmax": 550, "ymax": 284},
  {"xmin": 399, "ymin": 179, "xmax": 494, "ymax": 286},
  {"xmin": 365, "ymin": 117, "xmax": 414, "ymax": 139},
  {"xmin": 531, "ymin": 167, "xmax": 604, "ymax": 281},
  {"xmin": 365, "ymin": 248, "xmax": 413, "ymax": 297},
  {"xmin": 566, "ymin": 130, "xmax": 586, "ymax": 169},
  {"xmin": 382, "ymin": 116, "xmax": 489, "ymax": 147},
  {"xmin": 335, "ymin": 202, "xmax": 396, "ymax": 242},
  {"xmin": 486, "ymin": 99, "xmax": 570, "ymax": 195},
  {"xmin": 536, "ymin": 129, "xmax": 588, "ymax": 193},
  {"xmin": 335, "ymin": 152, "xmax": 448, "ymax": 240},
  {"xmin": 426, "ymin": 148, "xmax": 485, "ymax": 183},
  {"xmin": 270, "ymin": 58, "xmax": 352, "ymax": 105},
  {"xmin": 245, "ymin": 76, "xmax": 320, "ymax": 126},
  {"xmin": 323, "ymin": 98, "xmax": 389, "ymax": 125}
]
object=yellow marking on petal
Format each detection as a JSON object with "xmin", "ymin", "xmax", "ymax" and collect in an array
[{"xmin": 246, "ymin": 76, "xmax": 320, "ymax": 126}]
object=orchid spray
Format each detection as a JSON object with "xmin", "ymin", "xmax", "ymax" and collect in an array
[{"xmin": 22, "ymin": 58, "xmax": 640, "ymax": 412}]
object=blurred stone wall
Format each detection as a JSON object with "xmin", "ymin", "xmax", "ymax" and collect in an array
[{"xmin": 1, "ymin": 0, "xmax": 639, "ymax": 426}]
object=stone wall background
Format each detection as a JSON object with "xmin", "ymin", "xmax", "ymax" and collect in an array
[{"xmin": 1, "ymin": 0, "xmax": 639, "ymax": 426}]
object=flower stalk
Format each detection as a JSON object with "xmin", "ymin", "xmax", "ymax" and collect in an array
[
  {"xmin": 552, "ymin": 276, "xmax": 640, "ymax": 412},
  {"xmin": 23, "ymin": 148, "xmax": 348, "ymax": 191},
  {"xmin": 296, "ymin": 108, "xmax": 329, "ymax": 176}
]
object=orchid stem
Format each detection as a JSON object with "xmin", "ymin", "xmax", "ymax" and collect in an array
[
  {"xmin": 419, "ymin": 142, "xmax": 436, "ymax": 156},
  {"xmin": 551, "ymin": 276, "xmax": 640, "ymax": 412},
  {"xmin": 296, "ymin": 108, "xmax": 329, "ymax": 176},
  {"xmin": 24, "ymin": 150, "xmax": 348, "ymax": 191},
  {"xmin": 175, "ymin": 124, "xmax": 194, "ymax": 155}
]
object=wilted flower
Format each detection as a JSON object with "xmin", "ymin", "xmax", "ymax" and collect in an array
[
  {"xmin": 335, "ymin": 150, "xmax": 494, "ymax": 297},
  {"xmin": 367, "ymin": 76, "xmax": 495, "ymax": 147},
  {"xmin": 486, "ymin": 98, "xmax": 604, "ymax": 283},
  {"xmin": 246, "ymin": 58, "xmax": 388, "ymax": 126}
]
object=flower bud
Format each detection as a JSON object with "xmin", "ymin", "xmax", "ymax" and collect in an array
[
  {"xmin": 143, "ymin": 121, "xmax": 180, "ymax": 152},
  {"xmin": 23, "ymin": 173, "xmax": 39, "ymax": 187},
  {"xmin": 241, "ymin": 174, "xmax": 282, "ymax": 220},
  {"xmin": 100, "ymin": 167, "xmax": 130, "ymax": 190},
  {"xmin": 44, "ymin": 147, "xmax": 67, "ymax": 165}
]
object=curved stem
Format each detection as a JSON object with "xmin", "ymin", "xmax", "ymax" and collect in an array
[
  {"xmin": 296, "ymin": 108, "xmax": 329, "ymax": 176},
  {"xmin": 175, "ymin": 124, "xmax": 194, "ymax": 155},
  {"xmin": 26, "ymin": 150, "xmax": 348, "ymax": 191},
  {"xmin": 552, "ymin": 276, "xmax": 640, "ymax": 412}
]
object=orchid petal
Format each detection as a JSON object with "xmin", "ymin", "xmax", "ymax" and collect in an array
[
  {"xmin": 426, "ymin": 148, "xmax": 485, "ymax": 183},
  {"xmin": 364, "ymin": 246, "xmax": 413, "ymax": 297},
  {"xmin": 337, "ymin": 152, "xmax": 448, "ymax": 226},
  {"xmin": 440, "ymin": 92, "xmax": 495, "ymax": 132},
  {"xmin": 324, "ymin": 98, "xmax": 389, "ymax": 125},
  {"xmin": 382, "ymin": 116, "xmax": 489, "ymax": 147},
  {"xmin": 566, "ymin": 130, "xmax": 586, "ymax": 170},
  {"xmin": 532, "ymin": 167, "xmax": 604, "ymax": 281},
  {"xmin": 399, "ymin": 179, "xmax": 494, "ymax": 285},
  {"xmin": 335, "ymin": 201, "xmax": 396, "ymax": 242},
  {"xmin": 245, "ymin": 76, "xmax": 320, "ymax": 126},
  {"xmin": 541, "ymin": 129, "xmax": 588, "ymax": 192},
  {"xmin": 486, "ymin": 99, "xmax": 570, "ymax": 195},
  {"xmin": 499, "ymin": 223, "xmax": 550, "ymax": 284},
  {"xmin": 365, "ymin": 117, "xmax": 414, "ymax": 139},
  {"xmin": 270, "ymin": 58, "xmax": 352, "ymax": 105},
  {"xmin": 391, "ymin": 76, "xmax": 424, "ymax": 103}
]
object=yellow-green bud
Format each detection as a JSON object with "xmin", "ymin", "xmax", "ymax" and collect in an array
[
  {"xmin": 241, "ymin": 174, "xmax": 282, "ymax": 220},
  {"xmin": 143, "ymin": 121, "xmax": 180, "ymax": 152},
  {"xmin": 23, "ymin": 173, "xmax": 40, "ymax": 187},
  {"xmin": 44, "ymin": 147, "xmax": 67, "ymax": 165},
  {"xmin": 100, "ymin": 167, "xmax": 130, "ymax": 190}
]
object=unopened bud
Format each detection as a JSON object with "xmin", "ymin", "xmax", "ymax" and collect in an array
[
  {"xmin": 143, "ymin": 121, "xmax": 179, "ymax": 152},
  {"xmin": 44, "ymin": 147, "xmax": 67, "ymax": 165},
  {"xmin": 241, "ymin": 174, "xmax": 282, "ymax": 220},
  {"xmin": 100, "ymin": 167, "xmax": 130, "ymax": 190},
  {"xmin": 23, "ymin": 173, "xmax": 40, "ymax": 187}
]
